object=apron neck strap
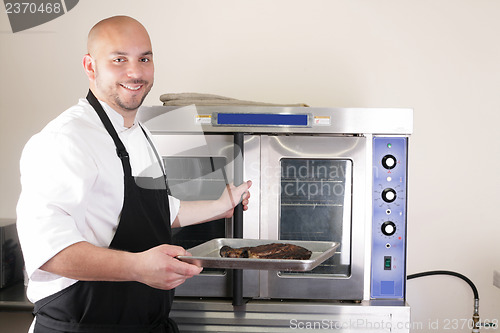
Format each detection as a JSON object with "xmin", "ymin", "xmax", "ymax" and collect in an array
[
  {"xmin": 86, "ymin": 90, "xmax": 130, "ymax": 161},
  {"xmin": 86, "ymin": 90, "xmax": 132, "ymax": 178}
]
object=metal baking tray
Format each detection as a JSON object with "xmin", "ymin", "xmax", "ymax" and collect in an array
[{"xmin": 177, "ymin": 238, "xmax": 339, "ymax": 271}]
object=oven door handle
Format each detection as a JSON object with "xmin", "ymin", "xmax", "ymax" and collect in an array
[{"xmin": 232, "ymin": 132, "xmax": 244, "ymax": 307}]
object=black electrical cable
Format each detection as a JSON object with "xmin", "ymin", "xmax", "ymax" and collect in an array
[
  {"xmin": 407, "ymin": 270, "xmax": 479, "ymax": 300},
  {"xmin": 408, "ymin": 270, "xmax": 484, "ymax": 330}
]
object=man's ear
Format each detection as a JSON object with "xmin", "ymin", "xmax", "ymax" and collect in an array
[{"xmin": 82, "ymin": 54, "xmax": 96, "ymax": 80}]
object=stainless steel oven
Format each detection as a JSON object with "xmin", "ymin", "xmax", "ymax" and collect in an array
[{"xmin": 139, "ymin": 105, "xmax": 413, "ymax": 331}]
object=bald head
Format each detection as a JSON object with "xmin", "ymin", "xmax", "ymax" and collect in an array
[
  {"xmin": 87, "ymin": 16, "xmax": 151, "ymax": 56},
  {"xmin": 83, "ymin": 16, "xmax": 154, "ymax": 127}
]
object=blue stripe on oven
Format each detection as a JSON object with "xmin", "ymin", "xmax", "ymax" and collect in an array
[{"xmin": 216, "ymin": 113, "xmax": 309, "ymax": 127}]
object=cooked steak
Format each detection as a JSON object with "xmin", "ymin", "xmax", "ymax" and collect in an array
[
  {"xmin": 248, "ymin": 243, "xmax": 312, "ymax": 259},
  {"xmin": 220, "ymin": 245, "xmax": 250, "ymax": 258},
  {"xmin": 220, "ymin": 243, "xmax": 312, "ymax": 260}
]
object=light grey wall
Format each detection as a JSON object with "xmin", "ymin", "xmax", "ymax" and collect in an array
[{"xmin": 1, "ymin": 1, "xmax": 499, "ymax": 331}]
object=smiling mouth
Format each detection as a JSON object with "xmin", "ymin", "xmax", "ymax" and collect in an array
[{"xmin": 120, "ymin": 83, "xmax": 143, "ymax": 91}]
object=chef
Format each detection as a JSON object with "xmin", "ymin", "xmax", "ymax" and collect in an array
[{"xmin": 16, "ymin": 15, "xmax": 251, "ymax": 333}]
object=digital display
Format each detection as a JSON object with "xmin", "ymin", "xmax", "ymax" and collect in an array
[{"xmin": 215, "ymin": 113, "xmax": 309, "ymax": 127}]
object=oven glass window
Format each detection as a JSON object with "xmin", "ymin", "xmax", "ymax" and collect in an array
[
  {"xmin": 280, "ymin": 159, "xmax": 352, "ymax": 277},
  {"xmin": 163, "ymin": 156, "xmax": 228, "ymax": 273}
]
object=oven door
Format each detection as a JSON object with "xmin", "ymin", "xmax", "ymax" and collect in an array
[
  {"xmin": 260, "ymin": 135, "xmax": 367, "ymax": 300},
  {"xmin": 153, "ymin": 133, "xmax": 260, "ymax": 297}
]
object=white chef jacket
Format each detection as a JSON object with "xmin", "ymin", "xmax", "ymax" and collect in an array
[{"xmin": 16, "ymin": 98, "xmax": 180, "ymax": 304}]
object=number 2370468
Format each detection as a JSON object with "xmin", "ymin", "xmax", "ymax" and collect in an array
[{"xmin": 5, "ymin": 2, "xmax": 62, "ymax": 14}]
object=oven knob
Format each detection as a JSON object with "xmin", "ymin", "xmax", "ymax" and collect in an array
[
  {"xmin": 382, "ymin": 155, "xmax": 397, "ymax": 169},
  {"xmin": 381, "ymin": 221, "xmax": 397, "ymax": 236},
  {"xmin": 382, "ymin": 188, "xmax": 397, "ymax": 203}
]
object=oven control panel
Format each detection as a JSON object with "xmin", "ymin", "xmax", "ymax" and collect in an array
[{"xmin": 371, "ymin": 137, "xmax": 408, "ymax": 299}]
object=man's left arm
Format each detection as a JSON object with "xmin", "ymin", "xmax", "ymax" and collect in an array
[{"xmin": 172, "ymin": 180, "xmax": 252, "ymax": 228}]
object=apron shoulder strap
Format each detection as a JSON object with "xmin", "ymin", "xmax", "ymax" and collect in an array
[
  {"xmin": 138, "ymin": 124, "xmax": 170, "ymax": 194},
  {"xmin": 86, "ymin": 90, "xmax": 131, "ymax": 176}
]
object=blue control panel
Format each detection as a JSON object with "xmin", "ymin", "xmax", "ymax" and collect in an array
[
  {"xmin": 215, "ymin": 113, "xmax": 309, "ymax": 127},
  {"xmin": 371, "ymin": 137, "xmax": 408, "ymax": 299}
]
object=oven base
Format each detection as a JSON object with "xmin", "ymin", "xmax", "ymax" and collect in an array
[{"xmin": 170, "ymin": 298, "xmax": 411, "ymax": 332}]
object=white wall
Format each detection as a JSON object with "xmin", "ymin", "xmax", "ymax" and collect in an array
[{"xmin": 1, "ymin": 1, "xmax": 499, "ymax": 331}]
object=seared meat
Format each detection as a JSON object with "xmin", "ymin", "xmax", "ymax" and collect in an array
[
  {"xmin": 220, "ymin": 245, "xmax": 250, "ymax": 258},
  {"xmin": 220, "ymin": 243, "xmax": 312, "ymax": 260},
  {"xmin": 248, "ymin": 243, "xmax": 312, "ymax": 259}
]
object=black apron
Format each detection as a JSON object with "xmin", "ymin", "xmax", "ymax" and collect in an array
[{"xmin": 33, "ymin": 90, "xmax": 178, "ymax": 333}]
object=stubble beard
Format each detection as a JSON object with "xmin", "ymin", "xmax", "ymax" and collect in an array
[
  {"xmin": 113, "ymin": 81, "xmax": 152, "ymax": 111},
  {"xmin": 94, "ymin": 69, "xmax": 153, "ymax": 113}
]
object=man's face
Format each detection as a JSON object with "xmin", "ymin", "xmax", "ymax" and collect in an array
[{"xmin": 88, "ymin": 23, "xmax": 154, "ymax": 115}]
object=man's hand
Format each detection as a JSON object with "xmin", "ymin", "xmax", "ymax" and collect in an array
[
  {"xmin": 133, "ymin": 244, "xmax": 202, "ymax": 290},
  {"xmin": 218, "ymin": 180, "xmax": 252, "ymax": 219}
]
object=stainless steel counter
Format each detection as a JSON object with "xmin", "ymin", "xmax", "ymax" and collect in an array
[
  {"xmin": 0, "ymin": 282, "xmax": 33, "ymax": 311},
  {"xmin": 170, "ymin": 298, "xmax": 411, "ymax": 332}
]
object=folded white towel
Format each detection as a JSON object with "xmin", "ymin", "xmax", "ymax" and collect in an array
[{"xmin": 160, "ymin": 92, "xmax": 309, "ymax": 107}]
